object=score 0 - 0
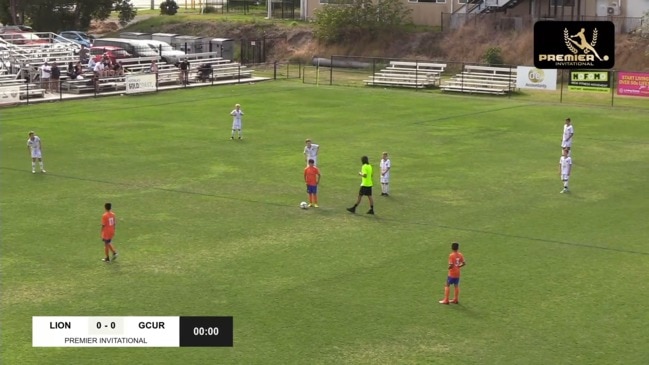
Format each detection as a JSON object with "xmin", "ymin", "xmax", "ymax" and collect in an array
[{"xmin": 88, "ymin": 317, "xmax": 125, "ymax": 335}]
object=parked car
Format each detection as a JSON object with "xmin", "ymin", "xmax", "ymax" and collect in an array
[
  {"xmin": 1, "ymin": 25, "xmax": 34, "ymax": 32},
  {"xmin": 90, "ymin": 46, "xmax": 132, "ymax": 64},
  {"xmin": 59, "ymin": 31, "xmax": 93, "ymax": 48},
  {"xmin": 0, "ymin": 30, "xmax": 48, "ymax": 45},
  {"xmin": 144, "ymin": 40, "xmax": 185, "ymax": 64},
  {"xmin": 92, "ymin": 38, "xmax": 160, "ymax": 59}
]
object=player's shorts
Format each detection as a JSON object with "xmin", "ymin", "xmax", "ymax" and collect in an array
[
  {"xmin": 31, "ymin": 149, "xmax": 42, "ymax": 159},
  {"xmin": 380, "ymin": 174, "xmax": 390, "ymax": 184},
  {"xmin": 561, "ymin": 174, "xmax": 570, "ymax": 182},
  {"xmin": 306, "ymin": 185, "xmax": 317, "ymax": 194},
  {"xmin": 102, "ymin": 238, "xmax": 112, "ymax": 244},
  {"xmin": 359, "ymin": 186, "xmax": 372, "ymax": 196},
  {"xmin": 232, "ymin": 121, "xmax": 242, "ymax": 130},
  {"xmin": 561, "ymin": 141, "xmax": 572, "ymax": 148},
  {"xmin": 446, "ymin": 277, "xmax": 460, "ymax": 286}
]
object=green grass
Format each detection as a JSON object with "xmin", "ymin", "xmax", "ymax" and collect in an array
[{"xmin": 2, "ymin": 82, "xmax": 649, "ymax": 364}]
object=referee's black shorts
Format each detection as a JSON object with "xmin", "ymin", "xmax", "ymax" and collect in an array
[{"xmin": 359, "ymin": 186, "xmax": 372, "ymax": 196}]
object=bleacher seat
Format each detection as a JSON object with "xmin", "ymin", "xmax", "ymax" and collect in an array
[
  {"xmin": 441, "ymin": 65, "xmax": 517, "ymax": 95},
  {"xmin": 364, "ymin": 61, "xmax": 446, "ymax": 89}
]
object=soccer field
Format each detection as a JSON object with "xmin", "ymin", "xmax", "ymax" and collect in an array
[{"xmin": 2, "ymin": 82, "xmax": 648, "ymax": 364}]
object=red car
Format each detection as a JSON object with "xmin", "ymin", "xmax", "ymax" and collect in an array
[
  {"xmin": 90, "ymin": 46, "xmax": 132, "ymax": 64},
  {"xmin": 0, "ymin": 30, "xmax": 48, "ymax": 45}
]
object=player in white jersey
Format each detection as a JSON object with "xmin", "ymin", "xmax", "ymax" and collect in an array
[
  {"xmin": 304, "ymin": 139, "xmax": 319, "ymax": 166},
  {"xmin": 230, "ymin": 104, "xmax": 244, "ymax": 140},
  {"xmin": 27, "ymin": 131, "xmax": 46, "ymax": 174},
  {"xmin": 380, "ymin": 151, "xmax": 391, "ymax": 196},
  {"xmin": 561, "ymin": 118, "xmax": 574, "ymax": 156},
  {"xmin": 559, "ymin": 148, "xmax": 572, "ymax": 193}
]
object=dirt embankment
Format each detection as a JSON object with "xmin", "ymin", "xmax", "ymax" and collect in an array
[{"xmin": 93, "ymin": 19, "xmax": 649, "ymax": 71}]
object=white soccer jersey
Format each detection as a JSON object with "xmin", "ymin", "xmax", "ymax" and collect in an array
[
  {"xmin": 380, "ymin": 158, "xmax": 391, "ymax": 182},
  {"xmin": 27, "ymin": 136, "xmax": 42, "ymax": 158},
  {"xmin": 231, "ymin": 109, "xmax": 243, "ymax": 129},
  {"xmin": 562, "ymin": 124, "xmax": 574, "ymax": 147},
  {"xmin": 560, "ymin": 155, "xmax": 572, "ymax": 175},
  {"xmin": 304, "ymin": 144, "xmax": 319, "ymax": 163}
]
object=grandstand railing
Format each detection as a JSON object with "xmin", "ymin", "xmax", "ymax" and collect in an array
[{"xmin": 441, "ymin": 13, "xmax": 644, "ymax": 34}]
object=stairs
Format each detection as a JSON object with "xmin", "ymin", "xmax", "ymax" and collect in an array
[{"xmin": 460, "ymin": 0, "xmax": 521, "ymax": 14}]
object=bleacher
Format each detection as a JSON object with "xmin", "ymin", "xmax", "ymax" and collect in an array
[
  {"xmin": 440, "ymin": 65, "xmax": 517, "ymax": 95},
  {"xmin": 0, "ymin": 76, "xmax": 46, "ymax": 99},
  {"xmin": 59, "ymin": 54, "xmax": 256, "ymax": 94},
  {"xmin": 364, "ymin": 61, "xmax": 446, "ymax": 89},
  {"xmin": 0, "ymin": 41, "xmax": 261, "ymax": 102}
]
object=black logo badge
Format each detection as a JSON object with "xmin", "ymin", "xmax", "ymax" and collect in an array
[{"xmin": 534, "ymin": 21, "xmax": 615, "ymax": 69}]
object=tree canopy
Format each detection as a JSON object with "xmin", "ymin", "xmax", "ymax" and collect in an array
[{"xmin": 0, "ymin": 0, "xmax": 136, "ymax": 32}]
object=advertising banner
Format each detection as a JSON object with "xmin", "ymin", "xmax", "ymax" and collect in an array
[
  {"xmin": 0, "ymin": 86, "xmax": 21, "ymax": 104},
  {"xmin": 125, "ymin": 74, "xmax": 157, "ymax": 94},
  {"xmin": 617, "ymin": 71, "xmax": 649, "ymax": 97},
  {"xmin": 568, "ymin": 70, "xmax": 610, "ymax": 92},
  {"xmin": 516, "ymin": 66, "xmax": 557, "ymax": 90}
]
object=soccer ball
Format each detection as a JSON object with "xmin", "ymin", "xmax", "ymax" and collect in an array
[{"xmin": 300, "ymin": 202, "xmax": 308, "ymax": 209}]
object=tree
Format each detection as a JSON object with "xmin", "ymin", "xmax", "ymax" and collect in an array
[
  {"xmin": 159, "ymin": 0, "xmax": 179, "ymax": 15},
  {"xmin": 314, "ymin": 0, "xmax": 411, "ymax": 44},
  {"xmin": 0, "ymin": 0, "xmax": 137, "ymax": 32}
]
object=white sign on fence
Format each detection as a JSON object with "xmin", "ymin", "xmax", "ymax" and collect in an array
[
  {"xmin": 0, "ymin": 86, "xmax": 21, "ymax": 104},
  {"xmin": 125, "ymin": 74, "xmax": 157, "ymax": 94},
  {"xmin": 516, "ymin": 66, "xmax": 557, "ymax": 91}
]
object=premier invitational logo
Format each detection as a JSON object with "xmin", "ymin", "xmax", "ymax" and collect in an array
[{"xmin": 534, "ymin": 21, "xmax": 615, "ymax": 69}]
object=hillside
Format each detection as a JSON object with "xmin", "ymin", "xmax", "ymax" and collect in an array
[{"xmin": 100, "ymin": 16, "xmax": 649, "ymax": 71}]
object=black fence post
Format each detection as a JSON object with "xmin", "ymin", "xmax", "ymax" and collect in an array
[
  {"xmin": 329, "ymin": 55, "xmax": 333, "ymax": 86},
  {"xmin": 415, "ymin": 60, "xmax": 419, "ymax": 91},
  {"xmin": 26, "ymin": 82, "xmax": 29, "ymax": 105},
  {"xmin": 273, "ymin": 61, "xmax": 277, "ymax": 80}
]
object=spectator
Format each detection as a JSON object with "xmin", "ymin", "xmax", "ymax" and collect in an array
[
  {"xmin": 198, "ymin": 63, "xmax": 211, "ymax": 82},
  {"xmin": 102, "ymin": 55, "xmax": 112, "ymax": 77},
  {"xmin": 39, "ymin": 62, "xmax": 51, "ymax": 93},
  {"xmin": 113, "ymin": 61, "xmax": 124, "ymax": 77},
  {"xmin": 66, "ymin": 62, "xmax": 76, "ymax": 78},
  {"xmin": 50, "ymin": 62, "xmax": 61, "ymax": 93},
  {"xmin": 79, "ymin": 45, "xmax": 89, "ymax": 64},
  {"xmin": 150, "ymin": 60, "xmax": 159, "ymax": 85},
  {"xmin": 74, "ymin": 62, "xmax": 84, "ymax": 79},
  {"xmin": 87, "ymin": 56, "xmax": 96, "ymax": 70},
  {"xmin": 179, "ymin": 58, "xmax": 190, "ymax": 85},
  {"xmin": 93, "ymin": 61, "xmax": 104, "ymax": 90}
]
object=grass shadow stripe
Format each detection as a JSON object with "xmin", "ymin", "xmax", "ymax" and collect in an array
[{"xmin": 412, "ymin": 103, "xmax": 536, "ymax": 125}]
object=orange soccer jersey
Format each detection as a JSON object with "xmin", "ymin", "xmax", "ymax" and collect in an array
[
  {"xmin": 448, "ymin": 251, "xmax": 465, "ymax": 278},
  {"xmin": 304, "ymin": 165, "xmax": 320, "ymax": 186},
  {"xmin": 101, "ymin": 211, "xmax": 116, "ymax": 239}
]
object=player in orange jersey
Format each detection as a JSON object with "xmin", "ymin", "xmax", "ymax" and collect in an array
[
  {"xmin": 439, "ymin": 242, "xmax": 465, "ymax": 304},
  {"xmin": 101, "ymin": 203, "xmax": 119, "ymax": 263},
  {"xmin": 304, "ymin": 159, "xmax": 321, "ymax": 207}
]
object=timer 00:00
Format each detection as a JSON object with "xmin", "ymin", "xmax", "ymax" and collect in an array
[{"xmin": 193, "ymin": 327, "xmax": 219, "ymax": 336}]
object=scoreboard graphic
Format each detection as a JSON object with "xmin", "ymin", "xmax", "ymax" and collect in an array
[{"xmin": 32, "ymin": 316, "xmax": 233, "ymax": 347}]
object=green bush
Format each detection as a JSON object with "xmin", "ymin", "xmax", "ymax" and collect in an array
[
  {"xmin": 203, "ymin": 6, "xmax": 218, "ymax": 14},
  {"xmin": 314, "ymin": 0, "xmax": 411, "ymax": 44},
  {"xmin": 483, "ymin": 47, "xmax": 504, "ymax": 66},
  {"xmin": 160, "ymin": 0, "xmax": 180, "ymax": 15}
]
